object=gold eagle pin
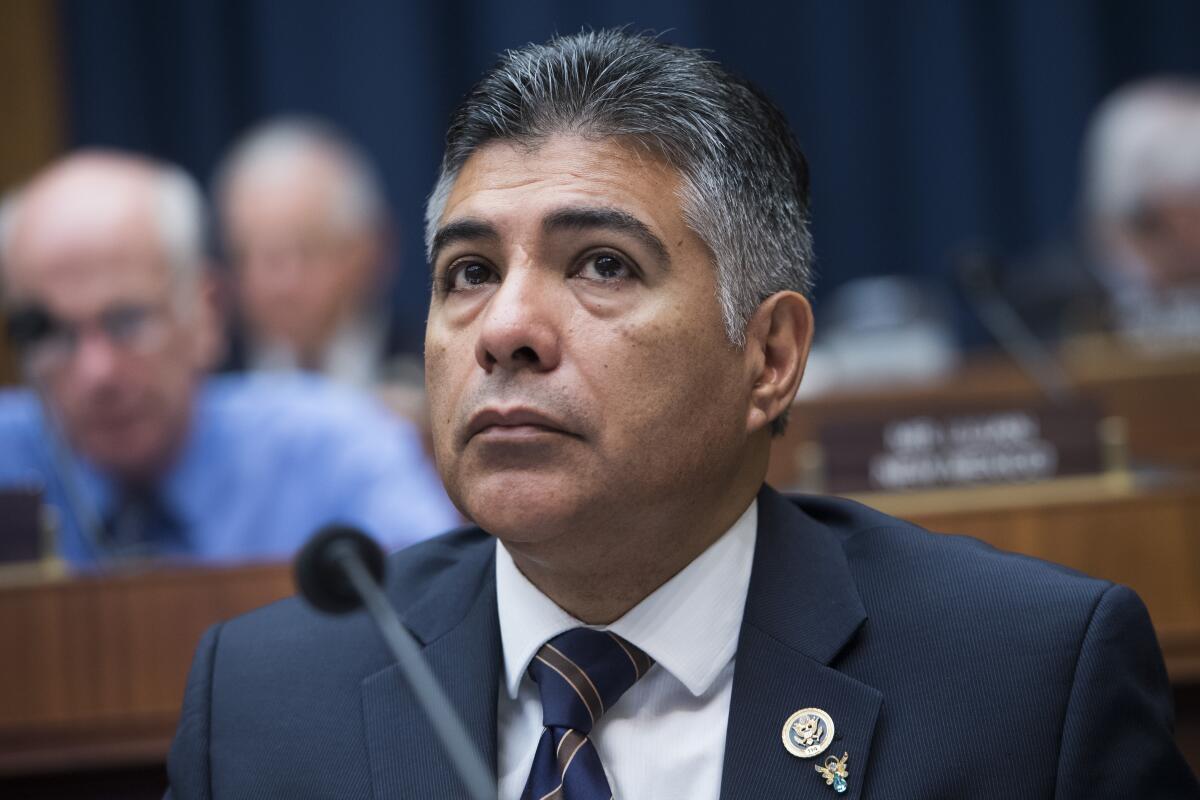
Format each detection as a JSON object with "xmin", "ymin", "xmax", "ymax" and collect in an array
[{"xmin": 781, "ymin": 707, "xmax": 834, "ymax": 759}]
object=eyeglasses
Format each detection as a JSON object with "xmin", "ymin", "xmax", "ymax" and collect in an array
[{"xmin": 4, "ymin": 303, "xmax": 172, "ymax": 377}]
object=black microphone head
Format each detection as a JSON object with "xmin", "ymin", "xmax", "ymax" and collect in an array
[{"xmin": 294, "ymin": 524, "xmax": 386, "ymax": 614}]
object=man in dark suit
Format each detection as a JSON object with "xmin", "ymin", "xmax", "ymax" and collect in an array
[{"xmin": 167, "ymin": 31, "xmax": 1198, "ymax": 798}]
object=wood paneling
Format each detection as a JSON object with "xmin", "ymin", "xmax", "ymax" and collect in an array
[
  {"xmin": 0, "ymin": 0, "xmax": 62, "ymax": 387},
  {"xmin": 0, "ymin": 0, "xmax": 62, "ymax": 189},
  {"xmin": 0, "ymin": 562, "xmax": 293, "ymax": 775}
]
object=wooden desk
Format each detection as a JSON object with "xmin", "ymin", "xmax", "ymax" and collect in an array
[{"xmin": 0, "ymin": 562, "xmax": 293, "ymax": 780}]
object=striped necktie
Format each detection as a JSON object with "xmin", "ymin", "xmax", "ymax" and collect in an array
[{"xmin": 521, "ymin": 628, "xmax": 654, "ymax": 800}]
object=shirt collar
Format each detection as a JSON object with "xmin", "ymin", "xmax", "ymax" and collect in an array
[{"xmin": 495, "ymin": 500, "xmax": 758, "ymax": 699}]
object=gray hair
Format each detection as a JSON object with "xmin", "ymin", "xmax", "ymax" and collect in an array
[
  {"xmin": 1084, "ymin": 78, "xmax": 1200, "ymax": 225},
  {"xmin": 214, "ymin": 116, "xmax": 386, "ymax": 235},
  {"xmin": 424, "ymin": 29, "xmax": 815, "ymax": 348},
  {"xmin": 155, "ymin": 163, "xmax": 209, "ymax": 303},
  {"xmin": 0, "ymin": 155, "xmax": 208, "ymax": 308}
]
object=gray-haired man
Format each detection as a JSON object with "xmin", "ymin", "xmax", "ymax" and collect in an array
[
  {"xmin": 167, "ymin": 30, "xmax": 1196, "ymax": 799},
  {"xmin": 213, "ymin": 118, "xmax": 400, "ymax": 386},
  {"xmin": 0, "ymin": 152, "xmax": 457, "ymax": 563}
]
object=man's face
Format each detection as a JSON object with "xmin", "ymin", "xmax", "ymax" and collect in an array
[
  {"xmin": 4, "ymin": 166, "xmax": 212, "ymax": 479},
  {"xmin": 1124, "ymin": 197, "xmax": 1200, "ymax": 289},
  {"xmin": 222, "ymin": 156, "xmax": 379, "ymax": 362},
  {"xmin": 425, "ymin": 135, "xmax": 756, "ymax": 543}
]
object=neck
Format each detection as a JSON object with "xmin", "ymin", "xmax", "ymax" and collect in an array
[{"xmin": 504, "ymin": 467, "xmax": 765, "ymax": 625}]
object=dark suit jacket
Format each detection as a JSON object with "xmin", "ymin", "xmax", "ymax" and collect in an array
[{"xmin": 166, "ymin": 487, "xmax": 1198, "ymax": 798}]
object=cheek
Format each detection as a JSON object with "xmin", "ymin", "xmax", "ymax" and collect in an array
[
  {"xmin": 423, "ymin": 335, "xmax": 463, "ymax": 452},
  {"xmin": 313, "ymin": 267, "xmax": 351, "ymax": 308},
  {"xmin": 143, "ymin": 333, "xmax": 201, "ymax": 405},
  {"xmin": 328, "ymin": 258, "xmax": 370, "ymax": 301},
  {"xmin": 423, "ymin": 332, "xmax": 451, "ymax": 405},
  {"xmin": 622, "ymin": 312, "xmax": 739, "ymax": 396},
  {"xmin": 593, "ymin": 318, "xmax": 743, "ymax": 446},
  {"xmin": 44, "ymin": 375, "xmax": 85, "ymax": 423},
  {"xmin": 241, "ymin": 266, "xmax": 280, "ymax": 299}
]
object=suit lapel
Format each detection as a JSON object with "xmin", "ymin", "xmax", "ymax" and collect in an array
[
  {"xmin": 361, "ymin": 541, "xmax": 501, "ymax": 800},
  {"xmin": 720, "ymin": 488, "xmax": 882, "ymax": 800}
]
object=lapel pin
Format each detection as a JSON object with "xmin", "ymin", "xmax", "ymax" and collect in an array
[
  {"xmin": 781, "ymin": 707, "xmax": 834, "ymax": 759},
  {"xmin": 815, "ymin": 751, "xmax": 850, "ymax": 794}
]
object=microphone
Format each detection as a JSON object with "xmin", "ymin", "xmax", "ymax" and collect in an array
[
  {"xmin": 956, "ymin": 248, "xmax": 1076, "ymax": 404},
  {"xmin": 295, "ymin": 525, "xmax": 495, "ymax": 800}
]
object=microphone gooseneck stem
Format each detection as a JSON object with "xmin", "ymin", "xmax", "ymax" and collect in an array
[
  {"xmin": 972, "ymin": 289, "xmax": 1075, "ymax": 404},
  {"xmin": 957, "ymin": 254, "xmax": 1075, "ymax": 404},
  {"xmin": 35, "ymin": 382, "xmax": 108, "ymax": 565},
  {"xmin": 330, "ymin": 541, "xmax": 495, "ymax": 800}
]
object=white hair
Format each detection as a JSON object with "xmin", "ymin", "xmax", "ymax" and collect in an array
[
  {"xmin": 155, "ymin": 163, "xmax": 208, "ymax": 299},
  {"xmin": 1084, "ymin": 78, "xmax": 1200, "ymax": 223},
  {"xmin": 213, "ymin": 117, "xmax": 386, "ymax": 234},
  {"xmin": 0, "ymin": 191, "xmax": 17, "ymax": 277}
]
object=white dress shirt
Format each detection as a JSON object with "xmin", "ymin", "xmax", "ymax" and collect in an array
[
  {"xmin": 249, "ymin": 314, "xmax": 385, "ymax": 388},
  {"xmin": 495, "ymin": 501, "xmax": 758, "ymax": 800}
]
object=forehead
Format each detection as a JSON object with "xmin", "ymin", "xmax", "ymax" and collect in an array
[
  {"xmin": 440, "ymin": 135, "xmax": 689, "ymax": 239},
  {"xmin": 5, "ymin": 179, "xmax": 171, "ymax": 313},
  {"xmin": 223, "ymin": 151, "xmax": 343, "ymax": 234}
]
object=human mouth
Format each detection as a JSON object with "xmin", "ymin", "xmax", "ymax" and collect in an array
[{"xmin": 465, "ymin": 407, "xmax": 578, "ymax": 443}]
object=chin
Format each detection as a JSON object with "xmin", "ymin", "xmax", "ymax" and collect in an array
[
  {"xmin": 456, "ymin": 474, "xmax": 585, "ymax": 544},
  {"xmin": 82, "ymin": 430, "xmax": 171, "ymax": 480}
]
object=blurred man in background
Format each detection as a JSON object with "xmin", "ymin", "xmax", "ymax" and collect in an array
[
  {"xmin": 1082, "ymin": 77, "xmax": 1200, "ymax": 351},
  {"xmin": 0, "ymin": 151, "xmax": 458, "ymax": 565},
  {"xmin": 981, "ymin": 77, "xmax": 1200, "ymax": 351},
  {"xmin": 214, "ymin": 117, "xmax": 411, "ymax": 387}
]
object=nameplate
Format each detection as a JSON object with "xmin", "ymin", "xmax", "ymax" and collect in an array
[{"xmin": 816, "ymin": 402, "xmax": 1105, "ymax": 493}]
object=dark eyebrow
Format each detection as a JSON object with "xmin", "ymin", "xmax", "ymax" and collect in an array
[
  {"xmin": 543, "ymin": 206, "xmax": 670, "ymax": 265},
  {"xmin": 429, "ymin": 218, "xmax": 500, "ymax": 267}
]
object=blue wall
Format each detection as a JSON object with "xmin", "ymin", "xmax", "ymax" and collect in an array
[{"xmin": 59, "ymin": 0, "xmax": 1200, "ymax": 351}]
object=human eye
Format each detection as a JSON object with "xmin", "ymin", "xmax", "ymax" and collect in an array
[
  {"xmin": 102, "ymin": 305, "xmax": 154, "ymax": 343},
  {"xmin": 4, "ymin": 305, "xmax": 58, "ymax": 347},
  {"xmin": 442, "ymin": 259, "xmax": 499, "ymax": 293},
  {"xmin": 6, "ymin": 305, "xmax": 74, "ymax": 363},
  {"xmin": 574, "ymin": 251, "xmax": 636, "ymax": 283}
]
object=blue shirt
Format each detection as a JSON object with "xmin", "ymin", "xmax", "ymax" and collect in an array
[{"xmin": 0, "ymin": 374, "xmax": 461, "ymax": 566}]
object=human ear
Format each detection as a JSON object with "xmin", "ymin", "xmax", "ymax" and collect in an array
[
  {"xmin": 189, "ymin": 271, "xmax": 224, "ymax": 371},
  {"xmin": 743, "ymin": 291, "xmax": 813, "ymax": 435}
]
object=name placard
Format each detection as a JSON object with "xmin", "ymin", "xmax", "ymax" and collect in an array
[{"xmin": 816, "ymin": 402, "xmax": 1105, "ymax": 493}]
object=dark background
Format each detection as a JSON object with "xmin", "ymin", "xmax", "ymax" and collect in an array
[{"xmin": 57, "ymin": 0, "xmax": 1200, "ymax": 352}]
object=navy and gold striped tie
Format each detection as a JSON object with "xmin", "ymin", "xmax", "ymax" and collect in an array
[{"xmin": 521, "ymin": 628, "xmax": 654, "ymax": 800}]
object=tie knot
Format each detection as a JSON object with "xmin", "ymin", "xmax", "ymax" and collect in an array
[
  {"xmin": 102, "ymin": 487, "xmax": 187, "ymax": 558},
  {"xmin": 528, "ymin": 628, "xmax": 654, "ymax": 734}
]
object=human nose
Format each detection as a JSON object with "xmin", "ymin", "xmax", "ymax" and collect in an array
[
  {"xmin": 474, "ymin": 269, "xmax": 562, "ymax": 373},
  {"xmin": 248, "ymin": 248, "xmax": 306, "ymax": 296},
  {"xmin": 71, "ymin": 328, "xmax": 123, "ymax": 387}
]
